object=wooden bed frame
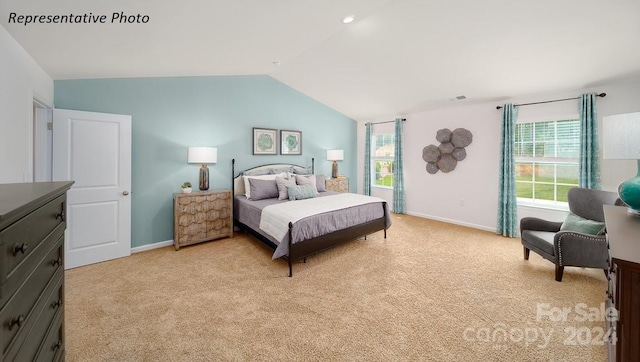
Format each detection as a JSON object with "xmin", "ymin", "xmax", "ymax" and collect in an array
[{"xmin": 232, "ymin": 159, "xmax": 388, "ymax": 277}]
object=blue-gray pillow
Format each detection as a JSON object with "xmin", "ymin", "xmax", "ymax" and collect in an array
[
  {"xmin": 248, "ymin": 178, "xmax": 279, "ymax": 201},
  {"xmin": 291, "ymin": 166, "xmax": 313, "ymax": 175},
  {"xmin": 269, "ymin": 167, "xmax": 293, "ymax": 175},
  {"xmin": 243, "ymin": 168, "xmax": 271, "ymax": 176},
  {"xmin": 560, "ymin": 213, "xmax": 606, "ymax": 235},
  {"xmin": 286, "ymin": 183, "xmax": 317, "ymax": 201}
]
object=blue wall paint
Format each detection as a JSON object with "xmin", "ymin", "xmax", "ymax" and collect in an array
[{"xmin": 54, "ymin": 75, "xmax": 356, "ymax": 247}]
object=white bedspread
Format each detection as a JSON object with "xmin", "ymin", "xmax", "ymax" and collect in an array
[{"xmin": 259, "ymin": 193, "xmax": 386, "ymax": 243}]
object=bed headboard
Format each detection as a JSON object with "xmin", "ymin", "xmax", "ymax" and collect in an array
[{"xmin": 231, "ymin": 158, "xmax": 315, "ymax": 197}]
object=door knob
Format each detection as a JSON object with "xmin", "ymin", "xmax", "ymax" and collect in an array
[{"xmin": 122, "ymin": 191, "xmax": 130, "ymax": 196}]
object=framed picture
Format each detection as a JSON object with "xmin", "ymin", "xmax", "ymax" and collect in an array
[
  {"xmin": 253, "ymin": 128, "xmax": 277, "ymax": 155},
  {"xmin": 280, "ymin": 130, "xmax": 302, "ymax": 155}
]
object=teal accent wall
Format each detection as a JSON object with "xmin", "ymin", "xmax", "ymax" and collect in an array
[{"xmin": 54, "ymin": 75, "xmax": 356, "ymax": 247}]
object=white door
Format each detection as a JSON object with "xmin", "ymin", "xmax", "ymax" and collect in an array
[{"xmin": 53, "ymin": 109, "xmax": 132, "ymax": 269}]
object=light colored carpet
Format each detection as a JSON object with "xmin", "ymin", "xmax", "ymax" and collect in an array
[{"xmin": 65, "ymin": 214, "xmax": 608, "ymax": 361}]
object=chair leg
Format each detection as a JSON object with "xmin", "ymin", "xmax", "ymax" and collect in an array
[
  {"xmin": 555, "ymin": 265, "xmax": 564, "ymax": 282},
  {"xmin": 523, "ymin": 247, "xmax": 530, "ymax": 260}
]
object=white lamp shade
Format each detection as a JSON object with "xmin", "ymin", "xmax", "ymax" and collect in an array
[
  {"xmin": 603, "ymin": 112, "xmax": 640, "ymax": 160},
  {"xmin": 327, "ymin": 149, "xmax": 344, "ymax": 161},
  {"xmin": 188, "ymin": 147, "xmax": 218, "ymax": 164}
]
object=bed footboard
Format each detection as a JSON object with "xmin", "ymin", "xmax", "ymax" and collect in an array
[{"xmin": 287, "ymin": 202, "xmax": 388, "ymax": 277}]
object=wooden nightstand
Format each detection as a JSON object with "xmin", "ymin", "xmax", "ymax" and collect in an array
[
  {"xmin": 173, "ymin": 189, "xmax": 233, "ymax": 250},
  {"xmin": 325, "ymin": 177, "xmax": 349, "ymax": 193}
]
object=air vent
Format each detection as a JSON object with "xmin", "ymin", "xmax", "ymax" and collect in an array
[{"xmin": 456, "ymin": 95, "xmax": 467, "ymax": 100}]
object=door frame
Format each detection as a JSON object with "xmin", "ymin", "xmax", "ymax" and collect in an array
[
  {"xmin": 29, "ymin": 91, "xmax": 53, "ymax": 182},
  {"xmin": 32, "ymin": 98, "xmax": 53, "ymax": 182}
]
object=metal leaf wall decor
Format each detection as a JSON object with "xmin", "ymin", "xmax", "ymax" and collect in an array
[{"xmin": 422, "ymin": 128, "xmax": 473, "ymax": 174}]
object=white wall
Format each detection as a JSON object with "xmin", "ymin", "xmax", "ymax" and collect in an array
[
  {"xmin": 358, "ymin": 80, "xmax": 640, "ymax": 231},
  {"xmin": 0, "ymin": 24, "xmax": 53, "ymax": 183}
]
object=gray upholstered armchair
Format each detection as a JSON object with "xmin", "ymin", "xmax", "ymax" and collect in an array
[{"xmin": 520, "ymin": 187, "xmax": 622, "ymax": 282}]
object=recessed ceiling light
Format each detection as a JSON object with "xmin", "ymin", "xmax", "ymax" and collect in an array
[
  {"xmin": 456, "ymin": 95, "xmax": 467, "ymax": 100},
  {"xmin": 342, "ymin": 15, "xmax": 355, "ymax": 24},
  {"xmin": 272, "ymin": 61, "xmax": 281, "ymax": 65}
]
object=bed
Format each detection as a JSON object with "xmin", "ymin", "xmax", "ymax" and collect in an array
[{"xmin": 232, "ymin": 159, "xmax": 391, "ymax": 276}]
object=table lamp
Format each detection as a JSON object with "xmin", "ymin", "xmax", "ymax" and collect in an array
[
  {"xmin": 603, "ymin": 112, "xmax": 640, "ymax": 215},
  {"xmin": 327, "ymin": 149, "xmax": 344, "ymax": 179},
  {"xmin": 188, "ymin": 147, "xmax": 217, "ymax": 191}
]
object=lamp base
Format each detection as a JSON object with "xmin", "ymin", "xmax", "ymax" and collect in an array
[
  {"xmin": 199, "ymin": 165, "xmax": 210, "ymax": 191},
  {"xmin": 331, "ymin": 161, "xmax": 338, "ymax": 179},
  {"xmin": 618, "ymin": 159, "xmax": 640, "ymax": 216}
]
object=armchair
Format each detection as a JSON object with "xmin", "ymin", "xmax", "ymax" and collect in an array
[{"xmin": 520, "ymin": 187, "xmax": 622, "ymax": 282}]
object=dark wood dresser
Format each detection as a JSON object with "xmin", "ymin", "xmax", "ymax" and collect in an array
[
  {"xmin": 604, "ymin": 205, "xmax": 640, "ymax": 362},
  {"xmin": 0, "ymin": 181, "xmax": 73, "ymax": 361}
]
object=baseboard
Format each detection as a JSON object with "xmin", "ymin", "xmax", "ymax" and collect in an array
[
  {"xmin": 131, "ymin": 240, "xmax": 174, "ymax": 254},
  {"xmin": 405, "ymin": 211, "xmax": 497, "ymax": 233}
]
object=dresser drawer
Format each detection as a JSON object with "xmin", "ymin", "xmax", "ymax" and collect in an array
[
  {"xmin": 0, "ymin": 222, "xmax": 65, "ymax": 308},
  {"xmin": 35, "ymin": 309, "xmax": 64, "ymax": 362},
  {"xmin": 0, "ymin": 195, "xmax": 65, "ymax": 285},
  {"xmin": 0, "ymin": 236, "xmax": 63, "ymax": 356},
  {"xmin": 4, "ymin": 271, "xmax": 63, "ymax": 361}
]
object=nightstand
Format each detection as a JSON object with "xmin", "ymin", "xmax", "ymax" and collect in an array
[
  {"xmin": 173, "ymin": 189, "xmax": 233, "ymax": 250},
  {"xmin": 325, "ymin": 177, "xmax": 349, "ymax": 193}
]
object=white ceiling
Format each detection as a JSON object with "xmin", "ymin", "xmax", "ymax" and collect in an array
[{"xmin": 2, "ymin": 0, "xmax": 640, "ymax": 121}]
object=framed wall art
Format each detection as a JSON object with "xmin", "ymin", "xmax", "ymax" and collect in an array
[
  {"xmin": 253, "ymin": 128, "xmax": 277, "ymax": 155},
  {"xmin": 280, "ymin": 130, "xmax": 302, "ymax": 155}
]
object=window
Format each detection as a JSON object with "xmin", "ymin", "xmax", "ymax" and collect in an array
[
  {"xmin": 372, "ymin": 133, "xmax": 394, "ymax": 187},
  {"xmin": 515, "ymin": 119, "xmax": 579, "ymax": 205}
]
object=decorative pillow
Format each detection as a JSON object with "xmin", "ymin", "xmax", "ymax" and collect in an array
[
  {"xmin": 243, "ymin": 173, "xmax": 286, "ymax": 198},
  {"xmin": 243, "ymin": 168, "xmax": 271, "ymax": 177},
  {"xmin": 248, "ymin": 178, "xmax": 279, "ymax": 201},
  {"xmin": 291, "ymin": 166, "xmax": 313, "ymax": 175},
  {"xmin": 295, "ymin": 175, "xmax": 318, "ymax": 194},
  {"xmin": 315, "ymin": 174, "xmax": 327, "ymax": 192},
  {"xmin": 275, "ymin": 176, "xmax": 296, "ymax": 200},
  {"xmin": 286, "ymin": 183, "xmax": 318, "ymax": 201},
  {"xmin": 560, "ymin": 213, "xmax": 606, "ymax": 235},
  {"xmin": 269, "ymin": 167, "xmax": 293, "ymax": 175}
]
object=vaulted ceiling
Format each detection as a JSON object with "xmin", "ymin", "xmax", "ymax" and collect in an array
[{"xmin": 2, "ymin": 0, "xmax": 640, "ymax": 121}]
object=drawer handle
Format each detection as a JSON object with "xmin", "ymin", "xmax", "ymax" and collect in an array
[
  {"xmin": 9, "ymin": 315, "xmax": 25, "ymax": 330},
  {"xmin": 52, "ymin": 300, "xmax": 62, "ymax": 309},
  {"xmin": 12, "ymin": 243, "xmax": 28, "ymax": 256},
  {"xmin": 55, "ymin": 210, "xmax": 65, "ymax": 221},
  {"xmin": 52, "ymin": 341, "xmax": 62, "ymax": 351},
  {"xmin": 52, "ymin": 257, "xmax": 63, "ymax": 267}
]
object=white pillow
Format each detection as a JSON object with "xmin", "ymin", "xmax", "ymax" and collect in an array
[{"xmin": 243, "ymin": 173, "xmax": 286, "ymax": 198}]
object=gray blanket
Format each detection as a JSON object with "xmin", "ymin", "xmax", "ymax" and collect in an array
[{"xmin": 234, "ymin": 191, "xmax": 391, "ymax": 258}]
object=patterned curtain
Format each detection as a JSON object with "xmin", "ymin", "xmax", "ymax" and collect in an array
[
  {"xmin": 393, "ymin": 118, "xmax": 405, "ymax": 213},
  {"xmin": 497, "ymin": 104, "xmax": 518, "ymax": 237},
  {"xmin": 579, "ymin": 93, "xmax": 601, "ymax": 189},
  {"xmin": 363, "ymin": 122, "xmax": 372, "ymax": 196}
]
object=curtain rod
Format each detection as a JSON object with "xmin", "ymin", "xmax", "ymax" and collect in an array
[
  {"xmin": 495, "ymin": 93, "xmax": 606, "ymax": 110},
  {"xmin": 370, "ymin": 118, "xmax": 406, "ymax": 125}
]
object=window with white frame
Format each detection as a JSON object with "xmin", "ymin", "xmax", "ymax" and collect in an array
[
  {"xmin": 515, "ymin": 119, "xmax": 580, "ymax": 205},
  {"xmin": 372, "ymin": 133, "xmax": 395, "ymax": 187}
]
